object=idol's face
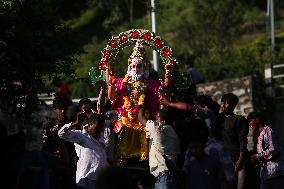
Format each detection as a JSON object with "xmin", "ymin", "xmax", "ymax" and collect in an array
[
  {"xmin": 130, "ymin": 58, "xmax": 143, "ymax": 75},
  {"xmin": 128, "ymin": 58, "xmax": 144, "ymax": 81}
]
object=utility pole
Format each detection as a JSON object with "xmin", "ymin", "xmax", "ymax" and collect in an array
[
  {"xmin": 267, "ymin": 0, "xmax": 276, "ymax": 52},
  {"xmin": 266, "ymin": 0, "xmax": 270, "ymax": 33},
  {"xmin": 151, "ymin": 0, "xmax": 159, "ymax": 72},
  {"xmin": 129, "ymin": 0, "xmax": 133, "ymax": 24}
]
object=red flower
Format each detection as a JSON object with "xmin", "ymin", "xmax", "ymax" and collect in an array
[
  {"xmin": 143, "ymin": 32, "xmax": 153, "ymax": 41},
  {"xmin": 120, "ymin": 34, "xmax": 128, "ymax": 43},
  {"xmin": 154, "ymin": 39, "xmax": 164, "ymax": 48},
  {"xmin": 162, "ymin": 48, "xmax": 172, "ymax": 57},
  {"xmin": 109, "ymin": 39, "xmax": 118, "ymax": 48},
  {"xmin": 131, "ymin": 31, "xmax": 140, "ymax": 39},
  {"xmin": 100, "ymin": 60, "xmax": 109, "ymax": 71},
  {"xmin": 103, "ymin": 50, "xmax": 111, "ymax": 58},
  {"xmin": 169, "ymin": 59, "xmax": 177, "ymax": 66}
]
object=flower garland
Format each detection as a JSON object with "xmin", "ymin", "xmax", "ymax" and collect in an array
[
  {"xmin": 120, "ymin": 74, "xmax": 146, "ymax": 131},
  {"xmin": 89, "ymin": 29, "xmax": 184, "ymax": 87}
]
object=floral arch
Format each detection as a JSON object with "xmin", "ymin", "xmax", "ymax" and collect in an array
[{"xmin": 89, "ymin": 29, "xmax": 179, "ymax": 84}]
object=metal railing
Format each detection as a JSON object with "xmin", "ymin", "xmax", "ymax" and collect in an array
[
  {"xmin": 265, "ymin": 63, "xmax": 284, "ymax": 98},
  {"xmin": 37, "ymin": 93, "xmax": 98, "ymax": 105}
]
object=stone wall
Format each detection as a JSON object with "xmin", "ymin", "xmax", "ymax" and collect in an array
[
  {"xmin": 196, "ymin": 75, "xmax": 284, "ymax": 146},
  {"xmin": 196, "ymin": 76, "xmax": 260, "ymax": 150},
  {"xmin": 196, "ymin": 76, "xmax": 255, "ymax": 116}
]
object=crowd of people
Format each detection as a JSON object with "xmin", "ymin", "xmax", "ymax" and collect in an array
[
  {"xmin": 35, "ymin": 89, "xmax": 283, "ymax": 189},
  {"xmin": 5, "ymin": 42, "xmax": 284, "ymax": 189}
]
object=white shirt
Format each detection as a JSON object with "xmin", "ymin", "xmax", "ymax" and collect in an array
[
  {"xmin": 146, "ymin": 120, "xmax": 180, "ymax": 177},
  {"xmin": 58, "ymin": 124, "xmax": 108, "ymax": 183}
]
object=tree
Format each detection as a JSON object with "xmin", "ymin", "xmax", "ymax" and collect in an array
[{"xmin": 0, "ymin": 0, "xmax": 78, "ymax": 115}]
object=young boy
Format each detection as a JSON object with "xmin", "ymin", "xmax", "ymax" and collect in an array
[
  {"xmin": 138, "ymin": 108, "xmax": 180, "ymax": 189},
  {"xmin": 58, "ymin": 114, "xmax": 108, "ymax": 189},
  {"xmin": 248, "ymin": 112, "xmax": 284, "ymax": 189}
]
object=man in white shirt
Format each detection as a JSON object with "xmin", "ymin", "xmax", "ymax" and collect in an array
[
  {"xmin": 138, "ymin": 108, "xmax": 180, "ymax": 189},
  {"xmin": 58, "ymin": 114, "xmax": 108, "ymax": 189}
]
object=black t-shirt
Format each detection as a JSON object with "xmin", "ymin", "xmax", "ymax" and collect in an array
[{"xmin": 221, "ymin": 114, "xmax": 249, "ymax": 162}]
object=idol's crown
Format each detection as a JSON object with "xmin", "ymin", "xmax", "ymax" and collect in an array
[{"xmin": 128, "ymin": 41, "xmax": 146, "ymax": 65}]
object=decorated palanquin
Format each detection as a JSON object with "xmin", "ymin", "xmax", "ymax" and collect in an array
[{"xmin": 89, "ymin": 29, "xmax": 184, "ymax": 162}]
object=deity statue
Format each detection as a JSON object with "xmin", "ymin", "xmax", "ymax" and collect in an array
[{"xmin": 105, "ymin": 42, "xmax": 161, "ymax": 161}]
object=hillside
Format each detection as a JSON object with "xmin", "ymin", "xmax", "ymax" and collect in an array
[
  {"xmin": 63, "ymin": 0, "xmax": 284, "ymax": 98},
  {"xmin": 1, "ymin": 0, "xmax": 284, "ymax": 101}
]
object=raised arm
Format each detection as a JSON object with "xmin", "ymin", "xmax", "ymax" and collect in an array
[
  {"xmin": 105, "ymin": 66, "xmax": 115, "ymax": 101},
  {"xmin": 138, "ymin": 108, "xmax": 147, "ymax": 127},
  {"xmin": 58, "ymin": 123, "xmax": 85, "ymax": 144},
  {"xmin": 160, "ymin": 95, "xmax": 195, "ymax": 111},
  {"xmin": 97, "ymin": 81, "xmax": 107, "ymax": 114}
]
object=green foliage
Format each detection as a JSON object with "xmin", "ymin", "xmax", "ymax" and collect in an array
[
  {"xmin": 195, "ymin": 35, "xmax": 284, "ymax": 82},
  {"xmin": 1, "ymin": 0, "xmax": 284, "ymax": 114},
  {"xmin": 71, "ymin": 0, "xmax": 284, "ymax": 90},
  {"xmin": 0, "ymin": 0, "xmax": 79, "ymax": 114},
  {"xmin": 193, "ymin": 0, "xmax": 244, "ymax": 47}
]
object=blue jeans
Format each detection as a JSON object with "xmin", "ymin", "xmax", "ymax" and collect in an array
[{"xmin": 155, "ymin": 171, "xmax": 177, "ymax": 189}]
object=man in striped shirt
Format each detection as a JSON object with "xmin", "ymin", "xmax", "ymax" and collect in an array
[{"xmin": 248, "ymin": 112, "xmax": 284, "ymax": 189}]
